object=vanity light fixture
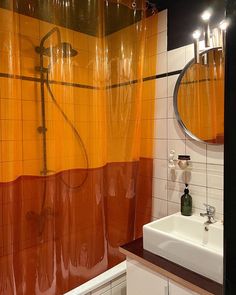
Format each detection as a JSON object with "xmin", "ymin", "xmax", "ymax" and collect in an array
[
  {"xmin": 192, "ymin": 9, "xmax": 229, "ymax": 64},
  {"xmin": 219, "ymin": 19, "xmax": 229, "ymax": 53},
  {"xmin": 219, "ymin": 19, "xmax": 229, "ymax": 31},
  {"xmin": 201, "ymin": 9, "xmax": 212, "ymax": 47},
  {"xmin": 201, "ymin": 9, "xmax": 212, "ymax": 22},
  {"xmin": 192, "ymin": 30, "xmax": 201, "ymax": 63}
]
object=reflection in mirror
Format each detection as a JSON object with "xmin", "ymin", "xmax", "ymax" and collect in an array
[{"xmin": 174, "ymin": 48, "xmax": 224, "ymax": 144}]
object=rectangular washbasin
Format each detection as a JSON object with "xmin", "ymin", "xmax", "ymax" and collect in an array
[{"xmin": 143, "ymin": 213, "xmax": 223, "ymax": 283}]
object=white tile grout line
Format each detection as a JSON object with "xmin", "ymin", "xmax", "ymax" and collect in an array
[{"xmin": 64, "ymin": 261, "xmax": 126, "ymax": 295}]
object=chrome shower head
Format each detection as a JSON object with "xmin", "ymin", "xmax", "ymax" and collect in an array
[
  {"xmin": 60, "ymin": 42, "xmax": 78, "ymax": 57},
  {"xmin": 44, "ymin": 42, "xmax": 78, "ymax": 58},
  {"xmin": 36, "ymin": 42, "xmax": 78, "ymax": 58}
]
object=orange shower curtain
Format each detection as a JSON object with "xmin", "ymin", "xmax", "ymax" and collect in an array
[{"xmin": 0, "ymin": 1, "xmax": 153, "ymax": 294}]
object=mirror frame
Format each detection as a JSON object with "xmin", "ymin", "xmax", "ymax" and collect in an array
[{"xmin": 173, "ymin": 47, "xmax": 224, "ymax": 145}]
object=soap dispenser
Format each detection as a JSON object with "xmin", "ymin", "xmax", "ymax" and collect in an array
[{"xmin": 181, "ymin": 184, "xmax": 192, "ymax": 216}]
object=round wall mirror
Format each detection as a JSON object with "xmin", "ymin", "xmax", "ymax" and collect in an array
[{"xmin": 174, "ymin": 47, "xmax": 224, "ymax": 144}]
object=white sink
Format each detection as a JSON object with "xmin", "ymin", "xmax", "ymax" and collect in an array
[{"xmin": 143, "ymin": 213, "xmax": 223, "ymax": 284}]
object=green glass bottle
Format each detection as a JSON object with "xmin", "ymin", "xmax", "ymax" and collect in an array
[{"xmin": 181, "ymin": 184, "xmax": 192, "ymax": 216}]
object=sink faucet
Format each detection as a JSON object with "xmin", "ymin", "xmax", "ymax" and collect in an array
[{"xmin": 200, "ymin": 204, "xmax": 216, "ymax": 225}]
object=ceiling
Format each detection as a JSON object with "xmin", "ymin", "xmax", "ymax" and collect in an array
[
  {"xmin": 0, "ymin": 0, "xmax": 147, "ymax": 36},
  {"xmin": 0, "ymin": 0, "xmax": 225, "ymax": 48}
]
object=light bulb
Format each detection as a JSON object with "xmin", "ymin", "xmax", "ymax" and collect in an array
[
  {"xmin": 219, "ymin": 19, "xmax": 229, "ymax": 31},
  {"xmin": 201, "ymin": 9, "xmax": 212, "ymax": 22},
  {"xmin": 192, "ymin": 30, "xmax": 201, "ymax": 39}
]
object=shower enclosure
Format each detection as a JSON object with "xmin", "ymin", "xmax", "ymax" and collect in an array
[{"xmin": 0, "ymin": 1, "xmax": 156, "ymax": 294}]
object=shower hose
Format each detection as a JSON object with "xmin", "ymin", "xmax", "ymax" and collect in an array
[{"xmin": 45, "ymin": 70, "xmax": 89, "ymax": 190}]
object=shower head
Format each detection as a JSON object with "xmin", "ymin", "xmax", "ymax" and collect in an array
[
  {"xmin": 36, "ymin": 28, "xmax": 78, "ymax": 59},
  {"xmin": 36, "ymin": 42, "xmax": 78, "ymax": 58},
  {"xmin": 43, "ymin": 42, "xmax": 78, "ymax": 58}
]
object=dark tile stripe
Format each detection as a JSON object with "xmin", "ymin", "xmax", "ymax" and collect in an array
[
  {"xmin": 106, "ymin": 79, "xmax": 139, "ymax": 89},
  {"xmin": 106, "ymin": 70, "xmax": 182, "ymax": 89},
  {"xmin": 0, "ymin": 69, "xmax": 182, "ymax": 91},
  {"xmin": 181, "ymin": 78, "xmax": 223, "ymax": 85},
  {"xmin": 47, "ymin": 79, "xmax": 98, "ymax": 90},
  {"xmin": 0, "ymin": 72, "xmax": 98, "ymax": 90}
]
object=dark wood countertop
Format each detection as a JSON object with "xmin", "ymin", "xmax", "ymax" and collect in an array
[{"xmin": 120, "ymin": 238, "xmax": 223, "ymax": 295}]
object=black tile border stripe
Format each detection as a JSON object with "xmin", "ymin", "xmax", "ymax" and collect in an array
[
  {"xmin": 106, "ymin": 70, "xmax": 182, "ymax": 89},
  {"xmin": 47, "ymin": 79, "xmax": 98, "ymax": 90},
  {"xmin": 106, "ymin": 79, "xmax": 139, "ymax": 89},
  {"xmin": 181, "ymin": 78, "xmax": 223, "ymax": 85},
  {"xmin": 0, "ymin": 73, "xmax": 98, "ymax": 90},
  {"xmin": 0, "ymin": 69, "xmax": 182, "ymax": 90}
]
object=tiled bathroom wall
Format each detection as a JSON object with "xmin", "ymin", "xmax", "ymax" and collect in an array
[{"xmin": 149, "ymin": 10, "xmax": 224, "ymax": 221}]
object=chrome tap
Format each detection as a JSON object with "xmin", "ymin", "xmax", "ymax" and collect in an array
[{"xmin": 200, "ymin": 204, "xmax": 216, "ymax": 225}]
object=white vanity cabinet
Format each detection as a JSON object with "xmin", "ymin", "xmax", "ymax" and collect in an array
[
  {"xmin": 127, "ymin": 259, "xmax": 168, "ymax": 295},
  {"xmin": 121, "ymin": 238, "xmax": 222, "ymax": 295},
  {"xmin": 169, "ymin": 281, "xmax": 199, "ymax": 295},
  {"xmin": 127, "ymin": 260, "xmax": 201, "ymax": 295}
]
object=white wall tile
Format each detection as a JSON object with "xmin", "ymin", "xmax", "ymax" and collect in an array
[
  {"xmin": 168, "ymin": 118, "xmax": 185, "ymax": 140},
  {"xmin": 167, "ymin": 74, "xmax": 179, "ymax": 97},
  {"xmin": 154, "ymin": 119, "xmax": 167, "ymax": 139},
  {"xmin": 157, "ymin": 31, "xmax": 167, "ymax": 54},
  {"xmin": 168, "ymin": 139, "xmax": 186, "ymax": 157},
  {"xmin": 167, "ymin": 201, "xmax": 180, "ymax": 215},
  {"xmin": 189, "ymin": 184, "xmax": 207, "ymax": 210},
  {"xmin": 158, "ymin": 9, "xmax": 167, "ymax": 33},
  {"xmin": 154, "ymin": 139, "xmax": 167, "ymax": 159},
  {"xmin": 185, "ymin": 44, "xmax": 194, "ymax": 64},
  {"xmin": 186, "ymin": 140, "xmax": 207, "ymax": 163},
  {"xmin": 152, "ymin": 178, "xmax": 167, "ymax": 200},
  {"xmin": 152, "ymin": 198, "xmax": 168, "ymax": 219},
  {"xmin": 167, "ymin": 181, "xmax": 184, "ymax": 203},
  {"xmin": 153, "ymin": 159, "xmax": 168, "ymax": 179},
  {"xmin": 188, "ymin": 162, "xmax": 207, "ymax": 187},
  {"xmin": 154, "ymin": 98, "xmax": 167, "ymax": 118},
  {"xmin": 155, "ymin": 77, "xmax": 167, "ymax": 98},
  {"xmin": 156, "ymin": 52, "xmax": 168, "ymax": 75},
  {"xmin": 168, "ymin": 168, "xmax": 187, "ymax": 184},
  {"xmin": 188, "ymin": 171, "xmax": 207, "ymax": 187},
  {"xmin": 207, "ymin": 164, "xmax": 224, "ymax": 189},
  {"xmin": 168, "ymin": 47, "xmax": 186, "ymax": 72},
  {"xmin": 207, "ymin": 188, "xmax": 224, "ymax": 215},
  {"xmin": 207, "ymin": 145, "xmax": 224, "ymax": 165},
  {"xmin": 168, "ymin": 97, "xmax": 175, "ymax": 118}
]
